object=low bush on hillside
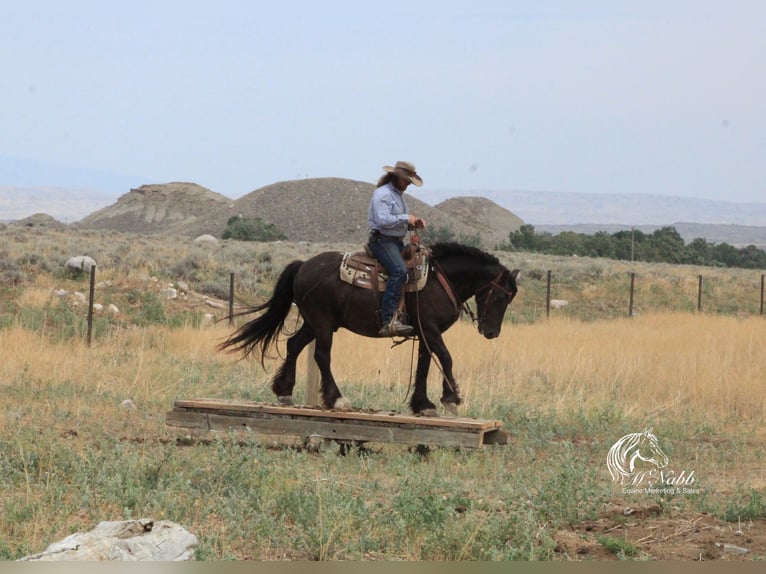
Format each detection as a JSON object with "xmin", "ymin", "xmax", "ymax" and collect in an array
[{"xmin": 222, "ymin": 216, "xmax": 287, "ymax": 242}]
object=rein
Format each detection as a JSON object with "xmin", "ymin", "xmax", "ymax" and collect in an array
[{"xmin": 398, "ymin": 262, "xmax": 515, "ymax": 404}]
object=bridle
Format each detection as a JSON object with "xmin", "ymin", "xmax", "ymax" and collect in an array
[
  {"xmin": 434, "ymin": 267, "xmax": 516, "ymax": 329},
  {"xmin": 471, "ymin": 269, "xmax": 517, "ymax": 328}
]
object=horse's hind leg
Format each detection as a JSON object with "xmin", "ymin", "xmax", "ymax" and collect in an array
[{"xmin": 271, "ymin": 322, "xmax": 314, "ymax": 404}]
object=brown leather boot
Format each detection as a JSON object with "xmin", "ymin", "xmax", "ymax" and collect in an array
[{"xmin": 378, "ymin": 317, "xmax": 414, "ymax": 337}]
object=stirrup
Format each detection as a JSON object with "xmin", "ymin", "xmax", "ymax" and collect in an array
[{"xmin": 379, "ymin": 317, "xmax": 413, "ymax": 337}]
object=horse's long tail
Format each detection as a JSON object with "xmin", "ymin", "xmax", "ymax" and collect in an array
[{"xmin": 218, "ymin": 260, "xmax": 303, "ymax": 364}]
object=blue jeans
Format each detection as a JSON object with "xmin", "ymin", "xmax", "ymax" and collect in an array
[{"xmin": 368, "ymin": 234, "xmax": 408, "ymax": 324}]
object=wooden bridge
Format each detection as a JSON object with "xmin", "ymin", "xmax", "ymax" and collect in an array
[{"xmin": 166, "ymin": 398, "xmax": 510, "ymax": 449}]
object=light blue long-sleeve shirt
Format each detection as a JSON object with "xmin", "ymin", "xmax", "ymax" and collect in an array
[{"xmin": 367, "ymin": 182, "xmax": 410, "ymax": 237}]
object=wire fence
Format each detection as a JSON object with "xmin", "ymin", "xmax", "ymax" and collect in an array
[
  {"xmin": 82, "ymin": 267, "xmax": 766, "ymax": 344},
  {"xmin": 533, "ymin": 270, "xmax": 766, "ymax": 322}
]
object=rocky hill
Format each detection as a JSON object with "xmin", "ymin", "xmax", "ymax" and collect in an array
[
  {"xmin": 77, "ymin": 182, "xmax": 233, "ymax": 234},
  {"xmin": 75, "ymin": 178, "xmax": 523, "ymax": 249},
  {"xmin": 13, "ymin": 213, "xmax": 69, "ymax": 230}
]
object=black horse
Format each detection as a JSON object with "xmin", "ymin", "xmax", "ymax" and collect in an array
[{"xmin": 219, "ymin": 242, "xmax": 519, "ymax": 415}]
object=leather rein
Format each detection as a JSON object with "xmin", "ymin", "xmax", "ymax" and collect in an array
[{"xmin": 431, "ymin": 262, "xmax": 516, "ymax": 328}]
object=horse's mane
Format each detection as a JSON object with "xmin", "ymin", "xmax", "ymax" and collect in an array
[{"xmin": 429, "ymin": 242, "xmax": 500, "ymax": 266}]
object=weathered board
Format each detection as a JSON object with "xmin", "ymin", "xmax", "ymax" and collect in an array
[{"xmin": 166, "ymin": 398, "xmax": 510, "ymax": 449}]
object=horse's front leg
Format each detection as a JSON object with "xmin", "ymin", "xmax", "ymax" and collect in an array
[
  {"xmin": 410, "ymin": 339, "xmax": 438, "ymax": 416},
  {"xmin": 423, "ymin": 332, "xmax": 462, "ymax": 415},
  {"xmin": 437, "ymin": 346, "xmax": 461, "ymax": 415}
]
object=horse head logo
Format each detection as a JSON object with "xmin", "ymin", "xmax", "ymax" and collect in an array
[{"xmin": 607, "ymin": 428, "xmax": 670, "ymax": 486}]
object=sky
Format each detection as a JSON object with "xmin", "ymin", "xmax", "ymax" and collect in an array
[{"xmin": 1, "ymin": 1, "xmax": 764, "ymax": 202}]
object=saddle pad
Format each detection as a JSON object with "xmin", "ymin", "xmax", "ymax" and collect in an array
[{"xmin": 340, "ymin": 250, "xmax": 429, "ymax": 292}]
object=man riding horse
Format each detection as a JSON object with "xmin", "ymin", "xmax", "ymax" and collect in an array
[
  {"xmin": 219, "ymin": 161, "xmax": 520, "ymax": 414},
  {"xmin": 367, "ymin": 161, "xmax": 427, "ymax": 337}
]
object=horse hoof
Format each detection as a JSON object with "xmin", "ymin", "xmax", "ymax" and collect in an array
[
  {"xmin": 277, "ymin": 396, "xmax": 294, "ymax": 406},
  {"xmin": 333, "ymin": 397, "xmax": 351, "ymax": 411},
  {"xmin": 419, "ymin": 408, "xmax": 439, "ymax": 418},
  {"xmin": 443, "ymin": 402, "xmax": 458, "ymax": 416}
]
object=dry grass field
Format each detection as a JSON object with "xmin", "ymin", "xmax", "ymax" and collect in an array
[{"xmin": 1, "ymin": 225, "xmax": 765, "ymax": 561}]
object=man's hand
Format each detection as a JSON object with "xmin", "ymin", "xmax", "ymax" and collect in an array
[{"xmin": 408, "ymin": 215, "xmax": 426, "ymax": 229}]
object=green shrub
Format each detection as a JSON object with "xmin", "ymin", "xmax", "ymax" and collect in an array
[{"xmin": 222, "ymin": 216, "xmax": 287, "ymax": 242}]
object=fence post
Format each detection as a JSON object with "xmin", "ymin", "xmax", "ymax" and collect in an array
[
  {"xmin": 761, "ymin": 274, "xmax": 764, "ymax": 316},
  {"xmin": 87, "ymin": 265, "xmax": 96, "ymax": 347},
  {"xmin": 546, "ymin": 270, "xmax": 552, "ymax": 319},
  {"xmin": 305, "ymin": 341, "xmax": 320, "ymax": 407},
  {"xmin": 629, "ymin": 272, "xmax": 635, "ymax": 317},
  {"xmin": 228, "ymin": 272, "xmax": 235, "ymax": 325},
  {"xmin": 697, "ymin": 275, "xmax": 703, "ymax": 312}
]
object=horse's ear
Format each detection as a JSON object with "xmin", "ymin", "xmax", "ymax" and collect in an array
[{"xmin": 510, "ymin": 269, "xmax": 520, "ymax": 279}]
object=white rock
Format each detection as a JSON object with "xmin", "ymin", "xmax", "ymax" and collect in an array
[
  {"xmin": 19, "ymin": 518, "xmax": 197, "ymax": 561},
  {"xmin": 550, "ymin": 299, "xmax": 569, "ymax": 309},
  {"xmin": 194, "ymin": 234, "xmax": 218, "ymax": 246},
  {"xmin": 65, "ymin": 256, "xmax": 97, "ymax": 272},
  {"xmin": 108, "ymin": 304, "xmax": 120, "ymax": 314},
  {"xmin": 717, "ymin": 543, "xmax": 750, "ymax": 555},
  {"xmin": 159, "ymin": 287, "xmax": 177, "ymax": 299}
]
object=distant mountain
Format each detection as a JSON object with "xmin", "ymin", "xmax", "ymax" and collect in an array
[
  {"xmin": 0, "ymin": 186, "xmax": 120, "ymax": 223},
  {"xmin": 418, "ymin": 189, "xmax": 766, "ymax": 227},
  {"xmin": 0, "ymin": 155, "xmax": 148, "ymax": 195},
  {"xmin": 0, "ymin": 155, "xmax": 149, "ymax": 222}
]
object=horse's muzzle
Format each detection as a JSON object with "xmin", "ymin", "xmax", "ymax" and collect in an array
[{"xmin": 479, "ymin": 325, "xmax": 500, "ymax": 339}]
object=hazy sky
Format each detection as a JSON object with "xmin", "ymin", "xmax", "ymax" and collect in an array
[{"xmin": 2, "ymin": 1, "xmax": 764, "ymax": 202}]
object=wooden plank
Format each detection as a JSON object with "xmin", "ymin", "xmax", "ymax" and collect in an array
[
  {"xmin": 172, "ymin": 398, "xmax": 501, "ymax": 431},
  {"xmin": 207, "ymin": 413, "xmax": 484, "ymax": 448},
  {"xmin": 165, "ymin": 410, "xmax": 210, "ymax": 431},
  {"xmin": 167, "ymin": 397, "xmax": 508, "ymax": 449},
  {"xmin": 167, "ymin": 410, "xmax": 485, "ymax": 448}
]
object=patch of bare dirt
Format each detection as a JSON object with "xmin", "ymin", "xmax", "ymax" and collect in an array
[{"xmin": 554, "ymin": 502, "xmax": 765, "ymax": 561}]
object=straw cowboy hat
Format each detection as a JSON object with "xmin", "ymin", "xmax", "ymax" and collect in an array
[{"xmin": 383, "ymin": 161, "xmax": 423, "ymax": 187}]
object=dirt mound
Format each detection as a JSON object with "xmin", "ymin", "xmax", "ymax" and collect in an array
[
  {"xmin": 76, "ymin": 182, "xmax": 232, "ymax": 235},
  {"xmin": 75, "ymin": 178, "xmax": 525, "ymax": 249},
  {"xmin": 11, "ymin": 213, "xmax": 68, "ymax": 230},
  {"xmin": 228, "ymin": 177, "xmax": 495, "ymax": 245}
]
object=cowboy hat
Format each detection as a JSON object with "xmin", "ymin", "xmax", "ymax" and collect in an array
[{"xmin": 383, "ymin": 160, "xmax": 423, "ymax": 187}]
